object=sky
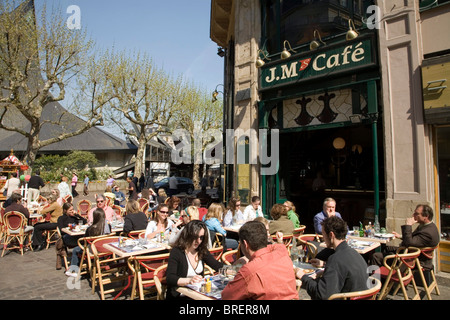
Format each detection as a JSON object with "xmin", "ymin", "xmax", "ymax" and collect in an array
[{"xmin": 33, "ymin": 0, "xmax": 224, "ymax": 138}]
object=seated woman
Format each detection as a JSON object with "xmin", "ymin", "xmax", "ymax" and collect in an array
[
  {"xmin": 65, "ymin": 208, "xmax": 111, "ymax": 277},
  {"xmin": 57, "ymin": 202, "xmax": 87, "ymax": 248},
  {"xmin": 51, "ymin": 188, "xmax": 64, "ymax": 207},
  {"xmin": 144, "ymin": 204, "xmax": 174, "ymax": 240},
  {"xmin": 268, "ymin": 203, "xmax": 295, "ymax": 236},
  {"xmin": 167, "ymin": 196, "xmax": 181, "ymax": 219},
  {"xmin": 204, "ymin": 202, "xmax": 238, "ymax": 250},
  {"xmin": 284, "ymin": 201, "xmax": 300, "ymax": 228},
  {"xmin": 169, "ymin": 206, "xmax": 213, "ymax": 248},
  {"xmin": 32, "ymin": 194, "xmax": 63, "ymax": 251},
  {"xmin": 123, "ymin": 199, "xmax": 148, "ymax": 234},
  {"xmin": 166, "ymin": 220, "xmax": 223, "ymax": 299},
  {"xmin": 223, "ymin": 197, "xmax": 244, "ymax": 227}
]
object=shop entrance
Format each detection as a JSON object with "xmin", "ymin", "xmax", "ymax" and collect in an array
[{"xmin": 277, "ymin": 124, "xmax": 385, "ymax": 233}]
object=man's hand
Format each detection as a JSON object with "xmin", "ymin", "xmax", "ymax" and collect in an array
[{"xmin": 406, "ymin": 216, "xmax": 417, "ymax": 226}]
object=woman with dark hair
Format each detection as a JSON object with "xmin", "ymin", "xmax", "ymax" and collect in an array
[
  {"xmin": 167, "ymin": 196, "xmax": 181, "ymax": 218},
  {"xmin": 123, "ymin": 199, "xmax": 148, "ymax": 234},
  {"xmin": 166, "ymin": 220, "xmax": 223, "ymax": 299},
  {"xmin": 223, "ymin": 197, "xmax": 244, "ymax": 227},
  {"xmin": 65, "ymin": 208, "xmax": 111, "ymax": 277},
  {"xmin": 57, "ymin": 202, "xmax": 87, "ymax": 247}
]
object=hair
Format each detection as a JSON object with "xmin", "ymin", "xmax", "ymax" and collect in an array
[
  {"xmin": 239, "ymin": 221, "xmax": 269, "ymax": 252},
  {"xmin": 227, "ymin": 197, "xmax": 241, "ymax": 218},
  {"xmin": 62, "ymin": 202, "xmax": 73, "ymax": 213},
  {"xmin": 35, "ymin": 169, "xmax": 40, "ymax": 175},
  {"xmin": 174, "ymin": 220, "xmax": 209, "ymax": 260},
  {"xmin": 11, "ymin": 172, "xmax": 17, "ymax": 178},
  {"xmin": 205, "ymin": 202, "xmax": 224, "ymax": 221},
  {"xmin": 284, "ymin": 200, "xmax": 296, "ymax": 212},
  {"xmin": 87, "ymin": 208, "xmax": 107, "ymax": 237},
  {"xmin": 126, "ymin": 199, "xmax": 140, "ymax": 215},
  {"xmin": 167, "ymin": 196, "xmax": 180, "ymax": 210},
  {"xmin": 253, "ymin": 216, "xmax": 269, "ymax": 228},
  {"xmin": 270, "ymin": 203, "xmax": 287, "ymax": 220},
  {"xmin": 141, "ymin": 188, "xmax": 150, "ymax": 199},
  {"xmin": 251, "ymin": 196, "xmax": 261, "ymax": 203},
  {"xmin": 418, "ymin": 204, "xmax": 434, "ymax": 221},
  {"xmin": 105, "ymin": 186, "xmax": 112, "ymax": 193},
  {"xmin": 10, "ymin": 192, "xmax": 22, "ymax": 203},
  {"xmin": 47, "ymin": 194, "xmax": 58, "ymax": 203},
  {"xmin": 61, "ymin": 176, "xmax": 68, "ymax": 182},
  {"xmin": 185, "ymin": 206, "xmax": 199, "ymax": 220},
  {"xmin": 96, "ymin": 194, "xmax": 106, "ymax": 201},
  {"xmin": 192, "ymin": 198, "xmax": 201, "ymax": 208},
  {"xmin": 158, "ymin": 188, "xmax": 167, "ymax": 197},
  {"xmin": 52, "ymin": 189, "xmax": 60, "ymax": 197},
  {"xmin": 323, "ymin": 197, "xmax": 336, "ymax": 208},
  {"xmin": 321, "ymin": 216, "xmax": 348, "ymax": 240}
]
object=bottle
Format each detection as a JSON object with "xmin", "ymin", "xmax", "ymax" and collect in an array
[
  {"xmin": 205, "ymin": 277, "xmax": 212, "ymax": 293},
  {"xmin": 374, "ymin": 218, "xmax": 381, "ymax": 233},
  {"xmin": 359, "ymin": 221, "xmax": 364, "ymax": 237},
  {"xmin": 290, "ymin": 238, "xmax": 299, "ymax": 264},
  {"xmin": 160, "ymin": 232, "xmax": 165, "ymax": 243}
]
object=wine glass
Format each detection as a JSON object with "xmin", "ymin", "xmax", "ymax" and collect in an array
[{"xmin": 298, "ymin": 248, "xmax": 305, "ymax": 264}]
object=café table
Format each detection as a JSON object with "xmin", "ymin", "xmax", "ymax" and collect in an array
[
  {"xmin": 61, "ymin": 224, "xmax": 124, "ymax": 236},
  {"xmin": 318, "ymin": 238, "xmax": 380, "ymax": 254},
  {"xmin": 176, "ymin": 275, "xmax": 228, "ymax": 300},
  {"xmin": 224, "ymin": 224, "xmax": 243, "ymax": 233},
  {"xmin": 346, "ymin": 232, "xmax": 396, "ymax": 244},
  {"xmin": 103, "ymin": 239, "xmax": 170, "ymax": 258},
  {"xmin": 28, "ymin": 213, "xmax": 43, "ymax": 226}
]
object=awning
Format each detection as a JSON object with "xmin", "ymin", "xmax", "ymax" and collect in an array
[{"xmin": 113, "ymin": 162, "xmax": 136, "ymax": 175}]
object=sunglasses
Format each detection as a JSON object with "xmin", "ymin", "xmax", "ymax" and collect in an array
[
  {"xmin": 96, "ymin": 200, "xmax": 104, "ymax": 203},
  {"xmin": 196, "ymin": 235, "xmax": 205, "ymax": 241},
  {"xmin": 159, "ymin": 210, "xmax": 169, "ymax": 214}
]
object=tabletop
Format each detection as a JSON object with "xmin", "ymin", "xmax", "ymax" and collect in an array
[
  {"xmin": 103, "ymin": 239, "xmax": 170, "ymax": 258},
  {"xmin": 347, "ymin": 233, "xmax": 395, "ymax": 244},
  {"xmin": 223, "ymin": 224, "xmax": 243, "ymax": 233},
  {"xmin": 176, "ymin": 275, "xmax": 228, "ymax": 300},
  {"xmin": 318, "ymin": 239, "xmax": 380, "ymax": 254}
]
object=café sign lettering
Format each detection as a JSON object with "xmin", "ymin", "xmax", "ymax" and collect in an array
[{"xmin": 260, "ymin": 39, "xmax": 374, "ymax": 89}]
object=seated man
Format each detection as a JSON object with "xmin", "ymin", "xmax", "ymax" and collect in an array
[
  {"xmin": 221, "ymin": 220, "xmax": 299, "ymax": 300},
  {"xmin": 296, "ymin": 216, "xmax": 368, "ymax": 300},
  {"xmin": 4, "ymin": 192, "xmax": 31, "ymax": 219},
  {"xmin": 313, "ymin": 197, "xmax": 342, "ymax": 234},
  {"xmin": 112, "ymin": 185, "xmax": 126, "ymax": 207},
  {"xmin": 87, "ymin": 194, "xmax": 119, "ymax": 225},
  {"xmin": 369, "ymin": 204, "xmax": 440, "ymax": 271}
]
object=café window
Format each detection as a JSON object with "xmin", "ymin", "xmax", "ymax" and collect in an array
[
  {"xmin": 261, "ymin": 0, "xmax": 373, "ymax": 54},
  {"xmin": 437, "ymin": 126, "xmax": 450, "ymax": 241}
]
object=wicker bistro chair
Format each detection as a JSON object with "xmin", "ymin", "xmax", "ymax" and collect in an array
[
  {"xmin": 2, "ymin": 211, "xmax": 34, "ymax": 257},
  {"xmin": 376, "ymin": 246, "xmax": 421, "ymax": 300},
  {"xmin": 154, "ymin": 264, "xmax": 168, "ymax": 300},
  {"xmin": 298, "ymin": 234, "xmax": 323, "ymax": 262},
  {"xmin": 138, "ymin": 198, "xmax": 150, "ymax": 213},
  {"xmin": 271, "ymin": 234, "xmax": 293, "ymax": 249},
  {"xmin": 76, "ymin": 199, "xmax": 92, "ymax": 219},
  {"xmin": 328, "ymin": 276, "xmax": 382, "ymax": 300},
  {"xmin": 208, "ymin": 246, "xmax": 224, "ymax": 261},
  {"xmin": 293, "ymin": 225, "xmax": 307, "ymax": 238},
  {"xmin": 63, "ymin": 194, "xmax": 73, "ymax": 204},
  {"xmin": 111, "ymin": 204, "xmax": 125, "ymax": 219},
  {"xmin": 45, "ymin": 225, "xmax": 60, "ymax": 249},
  {"xmin": 90, "ymin": 236, "xmax": 131, "ymax": 300},
  {"xmin": 221, "ymin": 249, "xmax": 239, "ymax": 265},
  {"xmin": 0, "ymin": 204, "xmax": 6, "ymax": 244},
  {"xmin": 127, "ymin": 253, "xmax": 171, "ymax": 300},
  {"xmin": 413, "ymin": 247, "xmax": 441, "ymax": 300},
  {"xmin": 76, "ymin": 234, "xmax": 111, "ymax": 280}
]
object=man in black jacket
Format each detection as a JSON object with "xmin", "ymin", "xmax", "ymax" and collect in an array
[
  {"xmin": 27, "ymin": 170, "xmax": 45, "ymax": 204},
  {"xmin": 296, "ymin": 216, "xmax": 369, "ymax": 300}
]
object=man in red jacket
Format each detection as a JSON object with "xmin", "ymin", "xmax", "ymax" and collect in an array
[{"xmin": 221, "ymin": 220, "xmax": 298, "ymax": 300}]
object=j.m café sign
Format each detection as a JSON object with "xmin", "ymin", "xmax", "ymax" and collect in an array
[{"xmin": 260, "ymin": 38, "xmax": 375, "ymax": 90}]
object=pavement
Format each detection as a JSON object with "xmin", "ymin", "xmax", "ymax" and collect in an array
[{"xmin": 1, "ymin": 190, "xmax": 450, "ymax": 302}]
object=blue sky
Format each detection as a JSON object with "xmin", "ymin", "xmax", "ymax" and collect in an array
[{"xmin": 33, "ymin": 0, "xmax": 224, "ymax": 138}]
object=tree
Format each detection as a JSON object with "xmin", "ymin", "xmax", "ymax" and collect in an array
[
  {"xmin": 104, "ymin": 50, "xmax": 187, "ymax": 177},
  {"xmin": 172, "ymin": 82, "xmax": 223, "ymax": 189},
  {"xmin": 0, "ymin": 1, "xmax": 107, "ymax": 169}
]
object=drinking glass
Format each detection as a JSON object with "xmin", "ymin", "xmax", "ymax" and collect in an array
[
  {"xmin": 353, "ymin": 226, "xmax": 359, "ymax": 235},
  {"xmin": 298, "ymin": 248, "xmax": 305, "ymax": 263}
]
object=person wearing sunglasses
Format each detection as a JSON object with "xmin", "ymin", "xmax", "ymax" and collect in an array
[
  {"xmin": 87, "ymin": 194, "xmax": 118, "ymax": 225},
  {"xmin": 144, "ymin": 203, "xmax": 174, "ymax": 240},
  {"xmin": 169, "ymin": 206, "xmax": 213, "ymax": 248},
  {"xmin": 166, "ymin": 220, "xmax": 223, "ymax": 299}
]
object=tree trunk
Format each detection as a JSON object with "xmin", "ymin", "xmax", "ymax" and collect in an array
[
  {"xmin": 192, "ymin": 163, "xmax": 200, "ymax": 190},
  {"xmin": 23, "ymin": 128, "xmax": 41, "ymax": 173},
  {"xmin": 134, "ymin": 135, "xmax": 147, "ymax": 178}
]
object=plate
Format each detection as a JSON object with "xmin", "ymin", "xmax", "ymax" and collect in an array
[{"xmin": 375, "ymin": 233, "xmax": 394, "ymax": 238}]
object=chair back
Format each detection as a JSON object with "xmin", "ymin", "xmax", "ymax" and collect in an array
[
  {"xmin": 63, "ymin": 194, "xmax": 73, "ymax": 204},
  {"xmin": 111, "ymin": 205, "xmax": 124, "ymax": 218},
  {"xmin": 420, "ymin": 247, "xmax": 437, "ymax": 260},
  {"xmin": 328, "ymin": 276, "xmax": 382, "ymax": 300},
  {"xmin": 271, "ymin": 234, "xmax": 293, "ymax": 248},
  {"xmin": 213, "ymin": 232, "xmax": 224, "ymax": 248},
  {"xmin": 221, "ymin": 249, "xmax": 239, "ymax": 265},
  {"xmin": 77, "ymin": 200, "xmax": 92, "ymax": 217},
  {"xmin": 4, "ymin": 211, "xmax": 27, "ymax": 233},
  {"xmin": 293, "ymin": 225, "xmax": 306, "ymax": 238},
  {"xmin": 37, "ymin": 195, "xmax": 47, "ymax": 206},
  {"xmin": 91, "ymin": 236, "xmax": 126, "ymax": 255},
  {"xmin": 209, "ymin": 246, "xmax": 224, "ymax": 261},
  {"xmin": 138, "ymin": 198, "xmax": 149, "ymax": 212},
  {"xmin": 126, "ymin": 229, "xmax": 147, "ymax": 240},
  {"xmin": 154, "ymin": 264, "xmax": 168, "ymax": 300}
]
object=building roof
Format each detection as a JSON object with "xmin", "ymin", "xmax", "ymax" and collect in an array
[{"xmin": 0, "ymin": 101, "xmax": 136, "ymax": 154}]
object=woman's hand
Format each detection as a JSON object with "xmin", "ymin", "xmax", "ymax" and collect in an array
[{"xmin": 189, "ymin": 275, "xmax": 203, "ymax": 284}]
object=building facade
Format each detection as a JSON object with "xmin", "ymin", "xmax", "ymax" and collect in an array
[{"xmin": 211, "ymin": 0, "xmax": 450, "ymax": 273}]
